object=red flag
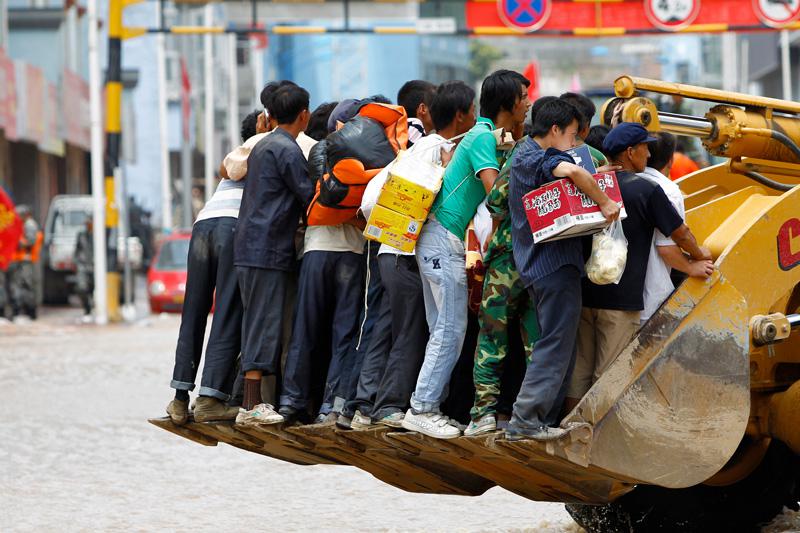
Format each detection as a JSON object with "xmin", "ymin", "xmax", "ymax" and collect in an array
[
  {"xmin": 523, "ymin": 60, "xmax": 540, "ymax": 102},
  {"xmin": 0, "ymin": 186, "xmax": 22, "ymax": 271},
  {"xmin": 180, "ymin": 57, "xmax": 191, "ymax": 142}
]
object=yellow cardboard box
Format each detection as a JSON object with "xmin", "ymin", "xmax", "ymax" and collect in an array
[
  {"xmin": 363, "ymin": 204, "xmax": 424, "ymax": 253},
  {"xmin": 377, "ymin": 184, "xmax": 432, "ymax": 220}
]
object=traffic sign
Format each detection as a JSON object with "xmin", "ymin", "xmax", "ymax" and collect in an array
[
  {"xmin": 644, "ymin": 0, "xmax": 702, "ymax": 31},
  {"xmin": 496, "ymin": 0, "xmax": 552, "ymax": 33},
  {"xmin": 754, "ymin": 0, "xmax": 800, "ymax": 27}
]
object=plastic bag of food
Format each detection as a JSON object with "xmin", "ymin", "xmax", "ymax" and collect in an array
[{"xmin": 586, "ymin": 220, "xmax": 628, "ymax": 285}]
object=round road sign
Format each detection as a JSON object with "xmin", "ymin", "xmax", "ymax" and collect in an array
[
  {"xmin": 754, "ymin": 0, "xmax": 800, "ymax": 28},
  {"xmin": 497, "ymin": 0, "xmax": 552, "ymax": 33},
  {"xmin": 644, "ymin": 0, "xmax": 702, "ymax": 31}
]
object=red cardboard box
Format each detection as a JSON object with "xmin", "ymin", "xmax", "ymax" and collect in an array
[{"xmin": 523, "ymin": 172, "xmax": 627, "ymax": 243}]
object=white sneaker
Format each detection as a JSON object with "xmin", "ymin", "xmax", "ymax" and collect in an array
[
  {"xmin": 464, "ymin": 414, "xmax": 497, "ymax": 436},
  {"xmin": 350, "ymin": 410, "xmax": 373, "ymax": 430},
  {"xmin": 401, "ymin": 409, "xmax": 461, "ymax": 439},
  {"xmin": 235, "ymin": 403, "xmax": 284, "ymax": 426}
]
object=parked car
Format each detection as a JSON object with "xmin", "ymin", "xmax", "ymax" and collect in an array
[
  {"xmin": 43, "ymin": 195, "xmax": 144, "ymax": 304},
  {"xmin": 147, "ymin": 232, "xmax": 191, "ymax": 314}
]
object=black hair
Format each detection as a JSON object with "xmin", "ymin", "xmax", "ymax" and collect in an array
[
  {"xmin": 430, "ymin": 81, "xmax": 475, "ymax": 132},
  {"xmin": 584, "ymin": 124, "xmax": 610, "ymax": 153},
  {"xmin": 240, "ymin": 109, "xmax": 261, "ymax": 142},
  {"xmin": 260, "ymin": 80, "xmax": 297, "ymax": 115},
  {"xmin": 479, "ymin": 69, "xmax": 530, "ymax": 122},
  {"xmin": 560, "ymin": 92, "xmax": 595, "ymax": 131},
  {"xmin": 529, "ymin": 96, "xmax": 558, "ymax": 127},
  {"xmin": 675, "ymin": 137, "xmax": 692, "ymax": 153},
  {"xmin": 648, "ymin": 132, "xmax": 677, "ymax": 171},
  {"xmin": 397, "ymin": 80, "xmax": 436, "ymax": 118},
  {"xmin": 306, "ymin": 102, "xmax": 338, "ymax": 141},
  {"xmin": 365, "ymin": 94, "xmax": 393, "ymax": 105},
  {"xmin": 529, "ymin": 98, "xmax": 581, "ymax": 138},
  {"xmin": 270, "ymin": 84, "xmax": 310, "ymax": 124}
]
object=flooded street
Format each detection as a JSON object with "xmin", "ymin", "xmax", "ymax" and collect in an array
[
  {"xmin": 1, "ymin": 308, "xmax": 577, "ymax": 532},
  {"xmin": 2, "ymin": 306, "xmax": 799, "ymax": 532}
]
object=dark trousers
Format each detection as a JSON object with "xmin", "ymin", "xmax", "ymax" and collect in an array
[
  {"xmin": 349, "ymin": 253, "xmax": 428, "ymax": 420},
  {"xmin": 337, "ymin": 243, "xmax": 387, "ymax": 416},
  {"xmin": 171, "ymin": 217, "xmax": 243, "ymax": 401},
  {"xmin": 510, "ymin": 265, "xmax": 581, "ymax": 429},
  {"xmin": 280, "ymin": 250, "xmax": 364, "ymax": 413},
  {"xmin": 237, "ymin": 265, "xmax": 290, "ymax": 377}
]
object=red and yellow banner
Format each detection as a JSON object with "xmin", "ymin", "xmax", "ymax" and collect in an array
[{"xmin": 467, "ymin": 0, "xmax": 800, "ymax": 36}]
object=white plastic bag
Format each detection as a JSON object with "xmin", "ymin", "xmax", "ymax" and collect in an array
[{"xmin": 586, "ymin": 220, "xmax": 628, "ymax": 285}]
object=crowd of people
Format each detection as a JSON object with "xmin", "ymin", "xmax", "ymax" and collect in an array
[{"xmin": 165, "ymin": 70, "xmax": 714, "ymax": 441}]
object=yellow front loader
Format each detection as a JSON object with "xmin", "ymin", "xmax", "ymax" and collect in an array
[{"xmin": 151, "ymin": 76, "xmax": 800, "ymax": 532}]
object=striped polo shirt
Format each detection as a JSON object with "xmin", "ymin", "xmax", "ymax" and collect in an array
[{"xmin": 195, "ymin": 178, "xmax": 244, "ymax": 222}]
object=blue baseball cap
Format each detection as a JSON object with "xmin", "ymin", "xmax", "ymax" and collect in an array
[{"xmin": 603, "ymin": 122, "xmax": 658, "ymax": 156}]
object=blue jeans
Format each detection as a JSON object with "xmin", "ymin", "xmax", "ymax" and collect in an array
[
  {"xmin": 172, "ymin": 217, "xmax": 242, "ymax": 401},
  {"xmin": 412, "ymin": 218, "xmax": 468, "ymax": 413}
]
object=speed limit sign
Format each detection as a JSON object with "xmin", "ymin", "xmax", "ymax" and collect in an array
[
  {"xmin": 644, "ymin": 0, "xmax": 702, "ymax": 31},
  {"xmin": 754, "ymin": 0, "xmax": 800, "ymax": 28}
]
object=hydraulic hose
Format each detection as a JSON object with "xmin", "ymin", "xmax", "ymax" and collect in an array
[
  {"xmin": 739, "ymin": 127, "xmax": 800, "ymax": 162},
  {"xmin": 742, "ymin": 171, "xmax": 795, "ymax": 192}
]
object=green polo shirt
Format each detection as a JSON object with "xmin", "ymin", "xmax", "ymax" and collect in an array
[{"xmin": 431, "ymin": 117, "xmax": 501, "ymax": 238}]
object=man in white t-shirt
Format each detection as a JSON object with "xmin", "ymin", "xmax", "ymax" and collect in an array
[
  {"xmin": 339, "ymin": 81, "xmax": 477, "ymax": 431},
  {"xmin": 639, "ymin": 132, "xmax": 714, "ymax": 325}
]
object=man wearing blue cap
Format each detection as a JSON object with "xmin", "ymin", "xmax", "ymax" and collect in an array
[{"xmin": 565, "ymin": 122, "xmax": 711, "ymax": 411}]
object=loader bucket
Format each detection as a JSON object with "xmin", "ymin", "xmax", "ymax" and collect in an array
[{"xmin": 563, "ymin": 272, "xmax": 751, "ymax": 488}]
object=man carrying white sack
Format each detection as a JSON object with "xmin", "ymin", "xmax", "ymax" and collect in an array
[{"xmin": 566, "ymin": 123, "xmax": 712, "ymax": 413}]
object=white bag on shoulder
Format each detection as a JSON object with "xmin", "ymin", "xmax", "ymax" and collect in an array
[{"xmin": 586, "ymin": 220, "xmax": 628, "ymax": 285}]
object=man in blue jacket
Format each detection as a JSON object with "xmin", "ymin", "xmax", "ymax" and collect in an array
[{"xmin": 233, "ymin": 84, "xmax": 314, "ymax": 425}]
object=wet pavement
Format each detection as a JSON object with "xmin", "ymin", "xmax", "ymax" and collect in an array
[{"xmin": 2, "ymin": 302, "xmax": 799, "ymax": 532}]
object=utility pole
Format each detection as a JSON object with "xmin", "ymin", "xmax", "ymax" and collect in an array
[
  {"xmin": 204, "ymin": 3, "xmax": 215, "ymax": 203},
  {"xmin": 228, "ymin": 33, "xmax": 239, "ymax": 151},
  {"xmin": 781, "ymin": 30, "xmax": 792, "ymax": 101},
  {"xmin": 179, "ymin": 5, "xmax": 193, "ymax": 229},
  {"xmin": 156, "ymin": 0, "xmax": 172, "ymax": 232},
  {"xmin": 88, "ymin": 0, "xmax": 107, "ymax": 324}
]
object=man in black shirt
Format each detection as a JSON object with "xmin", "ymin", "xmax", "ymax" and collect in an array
[
  {"xmin": 233, "ymin": 84, "xmax": 314, "ymax": 425},
  {"xmin": 566, "ymin": 123, "xmax": 711, "ymax": 411}
]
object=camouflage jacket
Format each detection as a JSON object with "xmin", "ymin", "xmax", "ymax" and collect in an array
[{"xmin": 483, "ymin": 143, "xmax": 520, "ymax": 265}]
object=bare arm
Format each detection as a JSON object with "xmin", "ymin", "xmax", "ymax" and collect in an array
[
  {"xmin": 553, "ymin": 162, "xmax": 620, "ymax": 222},
  {"xmin": 658, "ymin": 245, "xmax": 714, "ymax": 278},
  {"xmin": 669, "ymin": 224, "xmax": 712, "ymax": 261},
  {"xmin": 477, "ymin": 168, "xmax": 499, "ymax": 193}
]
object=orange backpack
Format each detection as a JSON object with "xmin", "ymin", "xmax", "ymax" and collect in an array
[{"xmin": 307, "ymin": 103, "xmax": 408, "ymax": 226}]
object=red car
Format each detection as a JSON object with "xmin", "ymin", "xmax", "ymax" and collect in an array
[{"xmin": 147, "ymin": 232, "xmax": 191, "ymax": 314}]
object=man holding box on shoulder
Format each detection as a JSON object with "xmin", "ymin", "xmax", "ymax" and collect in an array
[
  {"xmin": 401, "ymin": 70, "xmax": 531, "ymax": 439},
  {"xmin": 506, "ymin": 99, "xmax": 620, "ymax": 441}
]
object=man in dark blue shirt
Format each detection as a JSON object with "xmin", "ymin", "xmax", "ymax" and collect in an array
[
  {"xmin": 234, "ymin": 83, "xmax": 315, "ymax": 425},
  {"xmin": 507, "ymin": 99, "xmax": 620, "ymax": 440},
  {"xmin": 567, "ymin": 123, "xmax": 711, "ymax": 411}
]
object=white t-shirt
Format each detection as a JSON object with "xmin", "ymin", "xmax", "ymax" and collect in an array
[
  {"xmin": 361, "ymin": 133, "xmax": 453, "ymax": 256},
  {"xmin": 303, "ymin": 224, "xmax": 365, "ymax": 255},
  {"xmin": 639, "ymin": 166, "xmax": 686, "ymax": 322}
]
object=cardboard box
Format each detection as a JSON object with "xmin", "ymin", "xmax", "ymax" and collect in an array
[
  {"xmin": 363, "ymin": 204, "xmax": 424, "ymax": 253},
  {"xmin": 378, "ymin": 174, "xmax": 437, "ymax": 220},
  {"xmin": 523, "ymin": 171, "xmax": 627, "ymax": 243}
]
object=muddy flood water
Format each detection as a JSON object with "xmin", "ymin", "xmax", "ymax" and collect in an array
[{"xmin": 2, "ymin": 310, "xmax": 799, "ymax": 532}]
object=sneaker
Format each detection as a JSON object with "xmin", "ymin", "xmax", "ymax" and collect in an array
[
  {"xmin": 401, "ymin": 409, "xmax": 461, "ymax": 439},
  {"xmin": 336, "ymin": 414, "xmax": 353, "ymax": 430},
  {"xmin": 235, "ymin": 403, "xmax": 284, "ymax": 426},
  {"xmin": 194, "ymin": 396, "xmax": 240, "ymax": 423},
  {"xmin": 350, "ymin": 410, "xmax": 374, "ymax": 430},
  {"xmin": 314, "ymin": 412, "xmax": 338, "ymax": 425},
  {"xmin": 166, "ymin": 398, "xmax": 189, "ymax": 426},
  {"xmin": 376, "ymin": 412, "xmax": 405, "ymax": 429},
  {"xmin": 505, "ymin": 424, "xmax": 567, "ymax": 442},
  {"xmin": 464, "ymin": 414, "xmax": 497, "ymax": 436}
]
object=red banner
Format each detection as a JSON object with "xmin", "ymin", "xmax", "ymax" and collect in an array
[
  {"xmin": 0, "ymin": 49, "xmax": 17, "ymax": 140},
  {"xmin": 0, "ymin": 186, "xmax": 21, "ymax": 271},
  {"xmin": 466, "ymin": 0, "xmax": 788, "ymax": 35},
  {"xmin": 63, "ymin": 69, "xmax": 90, "ymax": 150}
]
